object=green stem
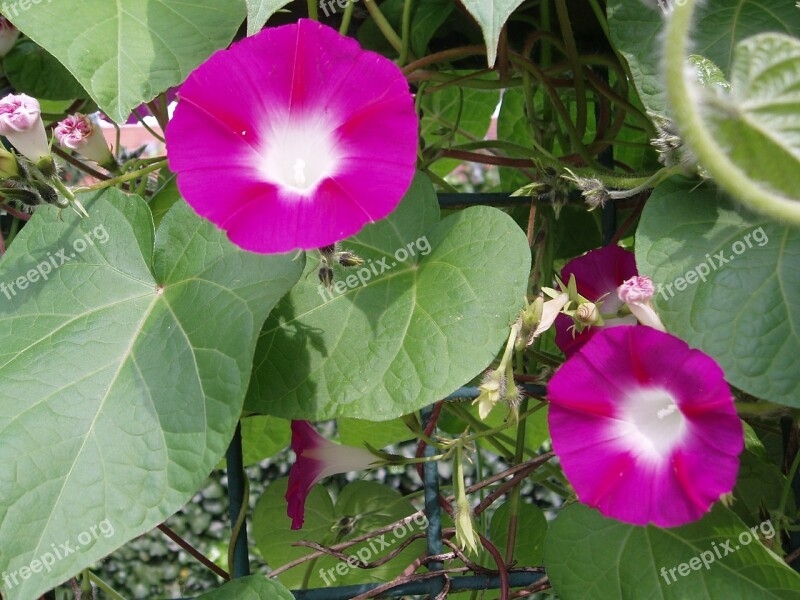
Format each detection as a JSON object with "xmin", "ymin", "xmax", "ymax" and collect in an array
[
  {"xmin": 399, "ymin": 0, "xmax": 414, "ymax": 66},
  {"xmin": 779, "ymin": 446, "xmax": 800, "ymax": 520},
  {"xmin": 664, "ymin": 0, "xmax": 800, "ymax": 223},
  {"xmin": 228, "ymin": 475, "xmax": 250, "ymax": 577},
  {"xmin": 339, "ymin": 0, "xmax": 355, "ymax": 34},
  {"xmin": 364, "ymin": 0, "xmax": 404, "ymax": 55},
  {"xmin": 606, "ymin": 165, "xmax": 683, "ymax": 199},
  {"xmin": 131, "ymin": 108, "xmax": 165, "ymax": 143},
  {"xmin": 88, "ymin": 572, "xmax": 129, "ymax": 600},
  {"xmin": 555, "ymin": 0, "xmax": 587, "ymax": 139},
  {"xmin": 79, "ymin": 160, "xmax": 167, "ymax": 192},
  {"xmin": 307, "ymin": 0, "xmax": 318, "ymax": 20}
]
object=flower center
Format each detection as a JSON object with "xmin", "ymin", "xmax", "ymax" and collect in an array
[
  {"xmin": 619, "ymin": 387, "xmax": 687, "ymax": 461},
  {"xmin": 259, "ymin": 114, "xmax": 343, "ymax": 194}
]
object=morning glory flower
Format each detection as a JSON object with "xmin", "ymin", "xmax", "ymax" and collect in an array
[
  {"xmin": 0, "ymin": 93, "xmax": 51, "ymax": 164},
  {"xmin": 166, "ymin": 19, "xmax": 419, "ymax": 254},
  {"xmin": 555, "ymin": 245, "xmax": 638, "ymax": 357},
  {"xmin": 286, "ymin": 420, "xmax": 376, "ymax": 530},
  {"xmin": 548, "ymin": 325, "xmax": 743, "ymax": 527}
]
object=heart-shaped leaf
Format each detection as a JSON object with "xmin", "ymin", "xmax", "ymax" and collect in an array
[
  {"xmin": 544, "ymin": 503, "xmax": 800, "ymax": 599},
  {"xmin": 0, "ymin": 192, "xmax": 303, "ymax": 600},
  {"xmin": 246, "ymin": 173, "xmax": 531, "ymax": 421},
  {"xmin": 7, "ymin": 0, "xmax": 244, "ymax": 122},
  {"xmin": 635, "ymin": 177, "xmax": 800, "ymax": 406}
]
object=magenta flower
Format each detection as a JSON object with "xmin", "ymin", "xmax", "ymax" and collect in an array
[
  {"xmin": 0, "ymin": 93, "xmax": 50, "ymax": 163},
  {"xmin": 55, "ymin": 113, "xmax": 116, "ymax": 169},
  {"xmin": 555, "ymin": 245, "xmax": 637, "ymax": 357},
  {"xmin": 286, "ymin": 420, "xmax": 375, "ymax": 530},
  {"xmin": 548, "ymin": 325, "xmax": 743, "ymax": 527},
  {"xmin": 166, "ymin": 19, "xmax": 419, "ymax": 254}
]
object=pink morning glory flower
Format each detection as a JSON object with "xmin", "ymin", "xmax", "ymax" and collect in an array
[
  {"xmin": 0, "ymin": 93, "xmax": 50, "ymax": 163},
  {"xmin": 548, "ymin": 325, "xmax": 743, "ymax": 527},
  {"xmin": 286, "ymin": 420, "xmax": 375, "ymax": 530},
  {"xmin": 166, "ymin": 19, "xmax": 419, "ymax": 254},
  {"xmin": 555, "ymin": 245, "xmax": 638, "ymax": 357},
  {"xmin": 55, "ymin": 113, "xmax": 116, "ymax": 169}
]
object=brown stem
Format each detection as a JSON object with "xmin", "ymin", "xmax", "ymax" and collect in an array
[{"xmin": 157, "ymin": 523, "xmax": 230, "ymax": 581}]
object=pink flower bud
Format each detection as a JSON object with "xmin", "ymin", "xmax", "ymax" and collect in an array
[
  {"xmin": 0, "ymin": 93, "xmax": 50, "ymax": 162},
  {"xmin": 55, "ymin": 113, "xmax": 115, "ymax": 168},
  {"xmin": 0, "ymin": 17, "xmax": 19, "ymax": 57}
]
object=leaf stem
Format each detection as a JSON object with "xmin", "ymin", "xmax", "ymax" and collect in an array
[
  {"xmin": 88, "ymin": 571, "xmax": 129, "ymax": 600},
  {"xmin": 399, "ymin": 0, "xmax": 414, "ymax": 66}
]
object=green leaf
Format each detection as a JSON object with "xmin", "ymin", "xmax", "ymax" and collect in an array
[
  {"xmin": 3, "ymin": 40, "xmax": 87, "ymax": 100},
  {"xmin": 635, "ymin": 177, "xmax": 800, "ymax": 406},
  {"xmin": 196, "ymin": 575, "xmax": 294, "ymax": 600},
  {"xmin": 486, "ymin": 501, "xmax": 546, "ymax": 566},
  {"xmin": 254, "ymin": 479, "xmax": 428, "ymax": 589},
  {"xmin": 701, "ymin": 33, "xmax": 800, "ymax": 200},
  {"xmin": 246, "ymin": 173, "xmax": 531, "ymax": 420},
  {"xmin": 240, "ymin": 416, "xmax": 291, "ymax": 466},
  {"xmin": 149, "ymin": 175, "xmax": 182, "ymax": 228},
  {"xmin": 245, "ymin": 0, "xmax": 293, "ymax": 36},
  {"xmin": 460, "ymin": 0, "xmax": 525, "ymax": 67},
  {"xmin": 608, "ymin": 0, "xmax": 800, "ymax": 115},
  {"xmin": 544, "ymin": 503, "xmax": 799, "ymax": 600},
  {"xmin": 0, "ymin": 192, "xmax": 303, "ymax": 600},
  {"xmin": 420, "ymin": 82, "xmax": 501, "ymax": 176},
  {"xmin": 338, "ymin": 417, "xmax": 415, "ymax": 448},
  {"xmin": 7, "ymin": 0, "xmax": 245, "ymax": 122}
]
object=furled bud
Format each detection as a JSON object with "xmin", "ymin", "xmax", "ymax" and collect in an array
[
  {"xmin": 575, "ymin": 302, "xmax": 600, "ymax": 326},
  {"xmin": 0, "ymin": 146, "xmax": 19, "ymax": 179},
  {"xmin": 0, "ymin": 94, "xmax": 51, "ymax": 163},
  {"xmin": 474, "ymin": 369, "xmax": 505, "ymax": 420},
  {"xmin": 55, "ymin": 113, "xmax": 116, "ymax": 169}
]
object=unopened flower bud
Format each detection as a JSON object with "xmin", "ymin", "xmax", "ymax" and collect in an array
[
  {"xmin": 55, "ymin": 113, "xmax": 116, "ymax": 169},
  {"xmin": 0, "ymin": 146, "xmax": 18, "ymax": 179},
  {"xmin": 318, "ymin": 265, "xmax": 334, "ymax": 289},
  {"xmin": 0, "ymin": 94, "xmax": 50, "ymax": 163},
  {"xmin": 0, "ymin": 17, "xmax": 19, "ymax": 57},
  {"xmin": 474, "ymin": 369, "xmax": 505, "ymax": 420},
  {"xmin": 575, "ymin": 302, "xmax": 600, "ymax": 326}
]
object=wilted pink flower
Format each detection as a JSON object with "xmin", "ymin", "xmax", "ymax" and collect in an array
[
  {"xmin": 548, "ymin": 325, "xmax": 743, "ymax": 527},
  {"xmin": 0, "ymin": 93, "xmax": 50, "ymax": 163},
  {"xmin": 55, "ymin": 113, "xmax": 115, "ymax": 168},
  {"xmin": 286, "ymin": 420, "xmax": 375, "ymax": 530},
  {"xmin": 166, "ymin": 19, "xmax": 418, "ymax": 254},
  {"xmin": 555, "ymin": 245, "xmax": 637, "ymax": 357},
  {"xmin": 0, "ymin": 17, "xmax": 19, "ymax": 57},
  {"xmin": 618, "ymin": 275, "xmax": 665, "ymax": 331}
]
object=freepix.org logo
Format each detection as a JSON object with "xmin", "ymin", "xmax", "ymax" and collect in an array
[{"xmin": 1, "ymin": 224, "xmax": 110, "ymax": 300}]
